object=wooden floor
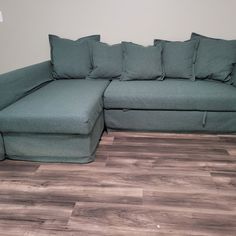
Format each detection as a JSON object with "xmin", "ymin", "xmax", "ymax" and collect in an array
[{"xmin": 0, "ymin": 132, "xmax": 236, "ymax": 236}]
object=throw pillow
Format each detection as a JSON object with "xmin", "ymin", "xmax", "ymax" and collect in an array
[
  {"xmin": 49, "ymin": 34, "xmax": 100, "ymax": 79},
  {"xmin": 121, "ymin": 42, "xmax": 164, "ymax": 81},
  {"xmin": 154, "ymin": 39, "xmax": 199, "ymax": 80},
  {"xmin": 89, "ymin": 42, "xmax": 122, "ymax": 79},
  {"xmin": 191, "ymin": 33, "xmax": 236, "ymax": 82}
]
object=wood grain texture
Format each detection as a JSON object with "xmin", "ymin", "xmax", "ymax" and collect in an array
[{"xmin": 0, "ymin": 131, "xmax": 236, "ymax": 235}]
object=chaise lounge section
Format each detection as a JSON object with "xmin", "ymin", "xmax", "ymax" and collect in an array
[{"xmin": 0, "ymin": 62, "xmax": 109, "ymax": 163}]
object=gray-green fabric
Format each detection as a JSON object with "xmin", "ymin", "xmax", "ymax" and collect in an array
[
  {"xmin": 191, "ymin": 33, "xmax": 236, "ymax": 81},
  {"xmin": 49, "ymin": 34, "xmax": 100, "ymax": 79},
  {"xmin": 4, "ymin": 113, "xmax": 104, "ymax": 163},
  {"xmin": 105, "ymin": 110, "xmax": 236, "ymax": 133},
  {"xmin": 0, "ymin": 61, "xmax": 53, "ymax": 111},
  {"xmin": 89, "ymin": 42, "xmax": 122, "ymax": 79},
  {"xmin": 0, "ymin": 133, "xmax": 5, "ymax": 160},
  {"xmin": 121, "ymin": 42, "xmax": 163, "ymax": 81},
  {"xmin": 0, "ymin": 80, "xmax": 109, "ymax": 134},
  {"xmin": 104, "ymin": 80, "xmax": 236, "ymax": 111},
  {"xmin": 232, "ymin": 65, "xmax": 236, "ymax": 87},
  {"xmin": 154, "ymin": 39, "xmax": 198, "ymax": 80}
]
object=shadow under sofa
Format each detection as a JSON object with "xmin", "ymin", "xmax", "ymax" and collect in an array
[{"xmin": 0, "ymin": 61, "xmax": 236, "ymax": 163}]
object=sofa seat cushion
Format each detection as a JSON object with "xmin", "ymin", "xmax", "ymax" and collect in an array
[
  {"xmin": 0, "ymin": 80, "xmax": 109, "ymax": 134},
  {"xmin": 104, "ymin": 79, "xmax": 236, "ymax": 111}
]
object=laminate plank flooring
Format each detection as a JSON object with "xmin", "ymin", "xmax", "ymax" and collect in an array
[{"xmin": 0, "ymin": 131, "xmax": 236, "ymax": 235}]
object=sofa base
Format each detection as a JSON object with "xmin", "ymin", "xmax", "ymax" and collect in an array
[
  {"xmin": 105, "ymin": 110, "xmax": 236, "ymax": 133},
  {"xmin": 6, "ymin": 153, "xmax": 96, "ymax": 164},
  {"xmin": 0, "ymin": 133, "xmax": 5, "ymax": 160},
  {"xmin": 2, "ymin": 113, "xmax": 104, "ymax": 164}
]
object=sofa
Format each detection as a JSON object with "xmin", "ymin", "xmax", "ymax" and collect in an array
[{"xmin": 0, "ymin": 33, "xmax": 236, "ymax": 163}]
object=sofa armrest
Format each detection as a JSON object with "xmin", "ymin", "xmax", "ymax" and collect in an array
[{"xmin": 0, "ymin": 61, "xmax": 53, "ymax": 110}]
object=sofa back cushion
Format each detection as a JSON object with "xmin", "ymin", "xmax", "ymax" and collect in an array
[
  {"xmin": 121, "ymin": 42, "xmax": 163, "ymax": 81},
  {"xmin": 89, "ymin": 42, "xmax": 122, "ymax": 79},
  {"xmin": 191, "ymin": 33, "xmax": 236, "ymax": 82},
  {"xmin": 154, "ymin": 39, "xmax": 199, "ymax": 80},
  {"xmin": 49, "ymin": 34, "xmax": 100, "ymax": 79}
]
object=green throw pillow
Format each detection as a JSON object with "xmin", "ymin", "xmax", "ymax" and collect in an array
[
  {"xmin": 89, "ymin": 42, "xmax": 122, "ymax": 79},
  {"xmin": 154, "ymin": 39, "xmax": 199, "ymax": 80},
  {"xmin": 121, "ymin": 42, "xmax": 164, "ymax": 81},
  {"xmin": 49, "ymin": 34, "xmax": 100, "ymax": 79},
  {"xmin": 191, "ymin": 33, "xmax": 236, "ymax": 82}
]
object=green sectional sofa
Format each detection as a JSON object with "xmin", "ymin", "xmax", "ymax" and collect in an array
[{"xmin": 0, "ymin": 33, "xmax": 236, "ymax": 163}]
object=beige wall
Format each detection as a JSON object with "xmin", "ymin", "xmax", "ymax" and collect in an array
[{"xmin": 0, "ymin": 0, "xmax": 236, "ymax": 74}]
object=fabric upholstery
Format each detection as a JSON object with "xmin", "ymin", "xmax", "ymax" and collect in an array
[
  {"xmin": 4, "ymin": 113, "xmax": 104, "ymax": 163},
  {"xmin": 121, "ymin": 42, "xmax": 163, "ymax": 81},
  {"xmin": 232, "ymin": 65, "xmax": 236, "ymax": 87},
  {"xmin": 0, "ymin": 61, "xmax": 53, "ymax": 111},
  {"xmin": 154, "ymin": 39, "xmax": 198, "ymax": 80},
  {"xmin": 0, "ymin": 133, "xmax": 5, "ymax": 160},
  {"xmin": 0, "ymin": 80, "xmax": 109, "ymax": 134},
  {"xmin": 89, "ymin": 42, "xmax": 123, "ymax": 79},
  {"xmin": 105, "ymin": 110, "xmax": 236, "ymax": 133},
  {"xmin": 191, "ymin": 33, "xmax": 236, "ymax": 81},
  {"xmin": 49, "ymin": 34, "xmax": 100, "ymax": 79},
  {"xmin": 104, "ymin": 79, "xmax": 236, "ymax": 111}
]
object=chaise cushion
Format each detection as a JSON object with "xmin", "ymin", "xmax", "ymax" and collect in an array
[
  {"xmin": 0, "ymin": 80, "xmax": 109, "ymax": 134},
  {"xmin": 104, "ymin": 79, "xmax": 236, "ymax": 111}
]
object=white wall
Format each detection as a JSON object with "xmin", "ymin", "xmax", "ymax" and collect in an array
[{"xmin": 0, "ymin": 0, "xmax": 236, "ymax": 73}]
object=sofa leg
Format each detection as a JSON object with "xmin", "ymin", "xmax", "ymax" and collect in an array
[{"xmin": 104, "ymin": 126, "xmax": 109, "ymax": 134}]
